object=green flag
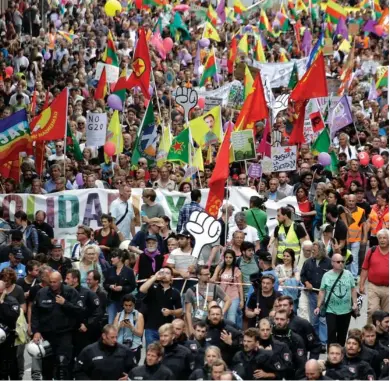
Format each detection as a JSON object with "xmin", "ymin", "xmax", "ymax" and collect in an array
[
  {"xmin": 131, "ymin": 102, "xmax": 157, "ymax": 166},
  {"xmin": 169, "ymin": 12, "xmax": 191, "ymax": 41},
  {"xmin": 167, "ymin": 128, "xmax": 190, "ymax": 164},
  {"xmin": 288, "ymin": 63, "xmax": 299, "ymax": 90},
  {"xmin": 66, "ymin": 124, "xmax": 82, "ymax": 161},
  {"xmin": 312, "ymin": 128, "xmax": 338, "ymax": 173}
]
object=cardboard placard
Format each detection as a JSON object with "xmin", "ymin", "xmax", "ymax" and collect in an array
[
  {"xmin": 95, "ymin": 63, "xmax": 120, "ymax": 83},
  {"xmin": 348, "ymin": 23, "xmax": 360, "ymax": 36},
  {"xmin": 271, "ymin": 146, "xmax": 297, "ymax": 172},
  {"xmin": 323, "ymin": 38, "xmax": 334, "ymax": 56},
  {"xmin": 231, "ymin": 130, "xmax": 256, "ymax": 161},
  {"xmin": 86, "ymin": 113, "xmax": 107, "ymax": 146}
]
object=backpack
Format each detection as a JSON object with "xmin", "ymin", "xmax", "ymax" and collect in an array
[{"xmin": 36, "ymin": 228, "xmax": 52, "ymax": 254}]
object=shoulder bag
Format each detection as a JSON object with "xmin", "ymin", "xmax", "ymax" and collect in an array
[{"xmin": 319, "ymin": 270, "xmax": 344, "ymax": 317}]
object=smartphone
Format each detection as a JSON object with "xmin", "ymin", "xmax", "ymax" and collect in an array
[{"xmin": 124, "ymin": 319, "xmax": 130, "ymax": 323}]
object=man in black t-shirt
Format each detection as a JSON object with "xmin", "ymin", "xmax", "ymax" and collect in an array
[
  {"xmin": 16, "ymin": 260, "xmax": 40, "ymax": 303},
  {"xmin": 326, "ymin": 204, "xmax": 348, "ymax": 255}
]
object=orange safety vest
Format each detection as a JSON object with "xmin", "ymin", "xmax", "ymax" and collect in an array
[
  {"xmin": 348, "ymin": 207, "xmax": 364, "ymax": 243},
  {"xmin": 369, "ymin": 206, "xmax": 389, "ymax": 236}
]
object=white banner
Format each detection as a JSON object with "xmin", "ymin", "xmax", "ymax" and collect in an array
[
  {"xmin": 271, "ymin": 146, "xmax": 297, "ymax": 172},
  {"xmin": 252, "ymin": 58, "xmax": 309, "ymax": 88},
  {"xmin": 95, "ymin": 62, "xmax": 120, "ymax": 83},
  {"xmin": 86, "ymin": 113, "xmax": 108, "ymax": 147},
  {"xmin": 0, "ymin": 187, "xmax": 262, "ymax": 256},
  {"xmin": 194, "ymin": 80, "xmax": 242, "ymax": 106}
]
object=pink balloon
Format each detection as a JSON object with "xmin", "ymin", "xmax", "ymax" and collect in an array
[
  {"xmin": 358, "ymin": 151, "xmax": 370, "ymax": 166},
  {"xmin": 150, "ymin": 34, "xmax": 166, "ymax": 59},
  {"xmin": 374, "ymin": 24, "xmax": 384, "ymax": 36},
  {"xmin": 372, "ymin": 154, "xmax": 385, "ymax": 168},
  {"xmin": 173, "ymin": 4, "xmax": 189, "ymax": 11},
  {"xmin": 197, "ymin": 97, "xmax": 205, "ymax": 109},
  {"xmin": 5, "ymin": 66, "xmax": 13, "ymax": 76},
  {"xmin": 163, "ymin": 37, "xmax": 174, "ymax": 53},
  {"xmin": 104, "ymin": 142, "xmax": 116, "ymax": 156}
]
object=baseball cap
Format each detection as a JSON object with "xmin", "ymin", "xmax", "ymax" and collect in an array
[
  {"xmin": 177, "ymin": 230, "xmax": 192, "ymax": 238},
  {"xmin": 11, "ymin": 231, "xmax": 23, "ymax": 241},
  {"xmin": 11, "ymin": 248, "xmax": 23, "ymax": 259},
  {"xmin": 145, "ymin": 234, "xmax": 158, "ymax": 242},
  {"xmin": 51, "ymin": 243, "xmax": 63, "ymax": 250}
]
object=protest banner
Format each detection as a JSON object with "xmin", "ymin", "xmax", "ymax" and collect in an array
[
  {"xmin": 204, "ymin": 96, "xmax": 223, "ymax": 112},
  {"xmin": 195, "ymin": 80, "xmax": 242, "ymax": 106},
  {"xmin": 0, "ymin": 187, "xmax": 266, "ymax": 256},
  {"xmin": 231, "ymin": 130, "xmax": 256, "ymax": 161},
  {"xmin": 95, "ymin": 62, "xmax": 120, "ymax": 83},
  {"xmin": 271, "ymin": 146, "xmax": 297, "ymax": 172},
  {"xmin": 86, "ymin": 113, "xmax": 108, "ymax": 147}
]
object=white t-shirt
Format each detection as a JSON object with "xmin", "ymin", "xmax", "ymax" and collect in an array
[
  {"xmin": 228, "ymin": 225, "xmax": 260, "ymax": 244},
  {"xmin": 167, "ymin": 248, "xmax": 204, "ymax": 271}
]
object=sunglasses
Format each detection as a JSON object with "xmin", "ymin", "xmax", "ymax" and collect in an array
[
  {"xmin": 115, "ymin": 181, "xmax": 123, "ymax": 184},
  {"xmin": 56, "ymin": 145, "xmax": 63, "ymax": 148},
  {"xmin": 333, "ymin": 260, "xmax": 345, "ymax": 264}
]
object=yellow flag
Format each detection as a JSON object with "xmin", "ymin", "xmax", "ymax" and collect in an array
[
  {"xmin": 188, "ymin": 106, "xmax": 222, "ymax": 148},
  {"xmin": 156, "ymin": 125, "xmax": 172, "ymax": 167},
  {"xmin": 244, "ymin": 65, "xmax": 254, "ymax": 99},
  {"xmin": 203, "ymin": 21, "xmax": 221, "ymax": 42},
  {"xmin": 339, "ymin": 39, "xmax": 351, "ymax": 53},
  {"xmin": 238, "ymin": 33, "xmax": 248, "ymax": 54},
  {"xmin": 104, "ymin": 111, "xmax": 123, "ymax": 163},
  {"xmin": 255, "ymin": 38, "xmax": 266, "ymax": 63},
  {"xmin": 193, "ymin": 147, "xmax": 204, "ymax": 171}
]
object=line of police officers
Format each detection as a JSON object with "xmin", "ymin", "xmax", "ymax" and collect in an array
[{"xmin": 0, "ymin": 268, "xmax": 388, "ymax": 380}]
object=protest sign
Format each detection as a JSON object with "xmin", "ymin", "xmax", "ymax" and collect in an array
[
  {"xmin": 323, "ymin": 38, "xmax": 333, "ymax": 56},
  {"xmin": 0, "ymin": 187, "xmax": 262, "ymax": 256},
  {"xmin": 231, "ymin": 130, "xmax": 256, "ymax": 161},
  {"xmin": 271, "ymin": 146, "xmax": 297, "ymax": 172},
  {"xmin": 204, "ymin": 96, "xmax": 223, "ymax": 112},
  {"xmin": 86, "ymin": 113, "xmax": 108, "ymax": 147},
  {"xmin": 175, "ymin": 86, "xmax": 198, "ymax": 122},
  {"xmin": 195, "ymin": 80, "xmax": 242, "ymax": 106},
  {"xmin": 95, "ymin": 62, "xmax": 120, "ymax": 83},
  {"xmin": 248, "ymin": 163, "xmax": 262, "ymax": 178},
  {"xmin": 348, "ymin": 23, "xmax": 360, "ymax": 36},
  {"xmin": 260, "ymin": 156, "xmax": 273, "ymax": 173}
]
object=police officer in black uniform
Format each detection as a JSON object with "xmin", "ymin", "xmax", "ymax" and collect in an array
[
  {"xmin": 128, "ymin": 342, "xmax": 174, "ymax": 380},
  {"xmin": 277, "ymin": 295, "xmax": 322, "ymax": 359},
  {"xmin": 65, "ymin": 269, "xmax": 103, "ymax": 359},
  {"xmin": 272, "ymin": 309, "xmax": 307, "ymax": 379},
  {"xmin": 342, "ymin": 336, "xmax": 376, "ymax": 380},
  {"xmin": 74, "ymin": 324, "xmax": 136, "ymax": 380},
  {"xmin": 0, "ymin": 280, "xmax": 20, "ymax": 380},
  {"xmin": 324, "ymin": 343, "xmax": 356, "ymax": 380},
  {"xmin": 253, "ymin": 318, "xmax": 293, "ymax": 380},
  {"xmin": 184, "ymin": 321, "xmax": 210, "ymax": 369},
  {"xmin": 31, "ymin": 271, "xmax": 82, "ymax": 380}
]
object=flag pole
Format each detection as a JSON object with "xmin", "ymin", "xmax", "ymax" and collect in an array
[{"xmin": 151, "ymin": 69, "xmax": 162, "ymax": 122}]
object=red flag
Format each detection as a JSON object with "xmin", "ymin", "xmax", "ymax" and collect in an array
[
  {"xmin": 227, "ymin": 38, "xmax": 237, "ymax": 74},
  {"xmin": 94, "ymin": 67, "xmax": 107, "ymax": 100},
  {"xmin": 205, "ymin": 126, "xmax": 232, "ymax": 217},
  {"xmin": 30, "ymin": 88, "xmax": 68, "ymax": 141},
  {"xmin": 43, "ymin": 88, "xmax": 51, "ymax": 109},
  {"xmin": 310, "ymin": 110, "xmax": 325, "ymax": 132},
  {"xmin": 126, "ymin": 28, "xmax": 151, "ymax": 100},
  {"xmin": 35, "ymin": 142, "xmax": 46, "ymax": 175},
  {"xmin": 289, "ymin": 100, "xmax": 308, "ymax": 144},
  {"xmin": 290, "ymin": 52, "xmax": 328, "ymax": 102},
  {"xmin": 0, "ymin": 160, "xmax": 20, "ymax": 182},
  {"xmin": 235, "ymin": 73, "xmax": 269, "ymax": 130},
  {"xmin": 30, "ymin": 89, "xmax": 37, "ymax": 116}
]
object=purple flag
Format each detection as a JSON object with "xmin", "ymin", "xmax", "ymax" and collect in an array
[
  {"xmin": 335, "ymin": 17, "xmax": 349, "ymax": 40},
  {"xmin": 363, "ymin": 20, "xmax": 377, "ymax": 33},
  {"xmin": 194, "ymin": 42, "xmax": 201, "ymax": 77},
  {"xmin": 216, "ymin": 0, "xmax": 226, "ymax": 24},
  {"xmin": 368, "ymin": 78, "xmax": 379, "ymax": 101},
  {"xmin": 330, "ymin": 95, "xmax": 353, "ymax": 138},
  {"xmin": 301, "ymin": 28, "xmax": 312, "ymax": 57}
]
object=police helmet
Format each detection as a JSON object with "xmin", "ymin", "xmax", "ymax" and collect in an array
[
  {"xmin": 26, "ymin": 340, "xmax": 52, "ymax": 358},
  {"xmin": 0, "ymin": 323, "xmax": 9, "ymax": 344}
]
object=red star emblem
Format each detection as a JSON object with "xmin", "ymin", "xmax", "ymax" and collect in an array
[
  {"xmin": 132, "ymin": 58, "xmax": 146, "ymax": 78},
  {"xmin": 207, "ymin": 28, "xmax": 213, "ymax": 35},
  {"xmin": 172, "ymin": 141, "xmax": 184, "ymax": 153},
  {"xmin": 284, "ymin": 147, "xmax": 291, "ymax": 153}
]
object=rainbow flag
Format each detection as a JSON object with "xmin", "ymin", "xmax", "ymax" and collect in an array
[
  {"xmin": 199, "ymin": 48, "xmax": 217, "ymax": 87},
  {"xmin": 376, "ymin": 66, "xmax": 388, "ymax": 88},
  {"xmin": 0, "ymin": 110, "xmax": 32, "ymax": 163},
  {"xmin": 325, "ymin": 0, "xmax": 347, "ymax": 24}
]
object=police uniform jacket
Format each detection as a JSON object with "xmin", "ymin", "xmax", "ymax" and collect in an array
[
  {"xmin": 31, "ymin": 284, "xmax": 82, "ymax": 334},
  {"xmin": 342, "ymin": 356, "xmax": 376, "ymax": 380},
  {"xmin": 161, "ymin": 342, "xmax": 194, "ymax": 380},
  {"xmin": 128, "ymin": 363, "xmax": 174, "ymax": 380},
  {"xmin": 185, "ymin": 339, "xmax": 209, "ymax": 369}
]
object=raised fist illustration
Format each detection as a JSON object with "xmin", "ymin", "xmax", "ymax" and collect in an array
[
  {"xmin": 185, "ymin": 211, "xmax": 221, "ymax": 259},
  {"xmin": 175, "ymin": 86, "xmax": 198, "ymax": 122}
]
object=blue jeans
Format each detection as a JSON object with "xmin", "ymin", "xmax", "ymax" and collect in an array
[
  {"xmin": 307, "ymin": 291, "xmax": 327, "ymax": 345},
  {"xmin": 145, "ymin": 329, "xmax": 160, "ymax": 348},
  {"xmin": 107, "ymin": 301, "xmax": 122, "ymax": 324},
  {"xmin": 347, "ymin": 241, "xmax": 360, "ymax": 278},
  {"xmin": 225, "ymin": 298, "xmax": 240, "ymax": 326}
]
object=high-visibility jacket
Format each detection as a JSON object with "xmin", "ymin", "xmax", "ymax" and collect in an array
[
  {"xmin": 368, "ymin": 206, "xmax": 389, "ymax": 236},
  {"xmin": 348, "ymin": 207, "xmax": 365, "ymax": 243},
  {"xmin": 277, "ymin": 222, "xmax": 300, "ymax": 259}
]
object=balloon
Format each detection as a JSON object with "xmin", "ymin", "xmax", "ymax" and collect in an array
[
  {"xmin": 51, "ymin": 13, "xmax": 59, "ymax": 22},
  {"xmin": 44, "ymin": 52, "xmax": 51, "ymax": 60},
  {"xmin": 104, "ymin": 142, "xmax": 116, "ymax": 157},
  {"xmin": 198, "ymin": 38, "xmax": 210, "ymax": 48},
  {"xmin": 358, "ymin": 151, "xmax": 370, "ymax": 166},
  {"xmin": 75, "ymin": 173, "xmax": 84, "ymax": 187},
  {"xmin": 162, "ymin": 37, "xmax": 173, "ymax": 52},
  {"xmin": 173, "ymin": 4, "xmax": 189, "ymax": 11},
  {"xmin": 372, "ymin": 154, "xmax": 385, "ymax": 168},
  {"xmin": 149, "ymin": 85, "xmax": 154, "ymax": 97},
  {"xmin": 197, "ymin": 97, "xmax": 205, "ymax": 109},
  {"xmin": 318, "ymin": 152, "xmax": 331, "ymax": 166},
  {"xmin": 104, "ymin": 0, "xmax": 121, "ymax": 17},
  {"xmin": 374, "ymin": 24, "xmax": 384, "ymax": 36},
  {"xmin": 214, "ymin": 73, "xmax": 223, "ymax": 83},
  {"xmin": 54, "ymin": 19, "xmax": 62, "ymax": 28},
  {"xmin": 150, "ymin": 34, "xmax": 166, "ymax": 59},
  {"xmin": 184, "ymin": 53, "xmax": 192, "ymax": 63},
  {"xmin": 107, "ymin": 94, "xmax": 123, "ymax": 111},
  {"xmin": 5, "ymin": 66, "xmax": 13, "ymax": 76}
]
